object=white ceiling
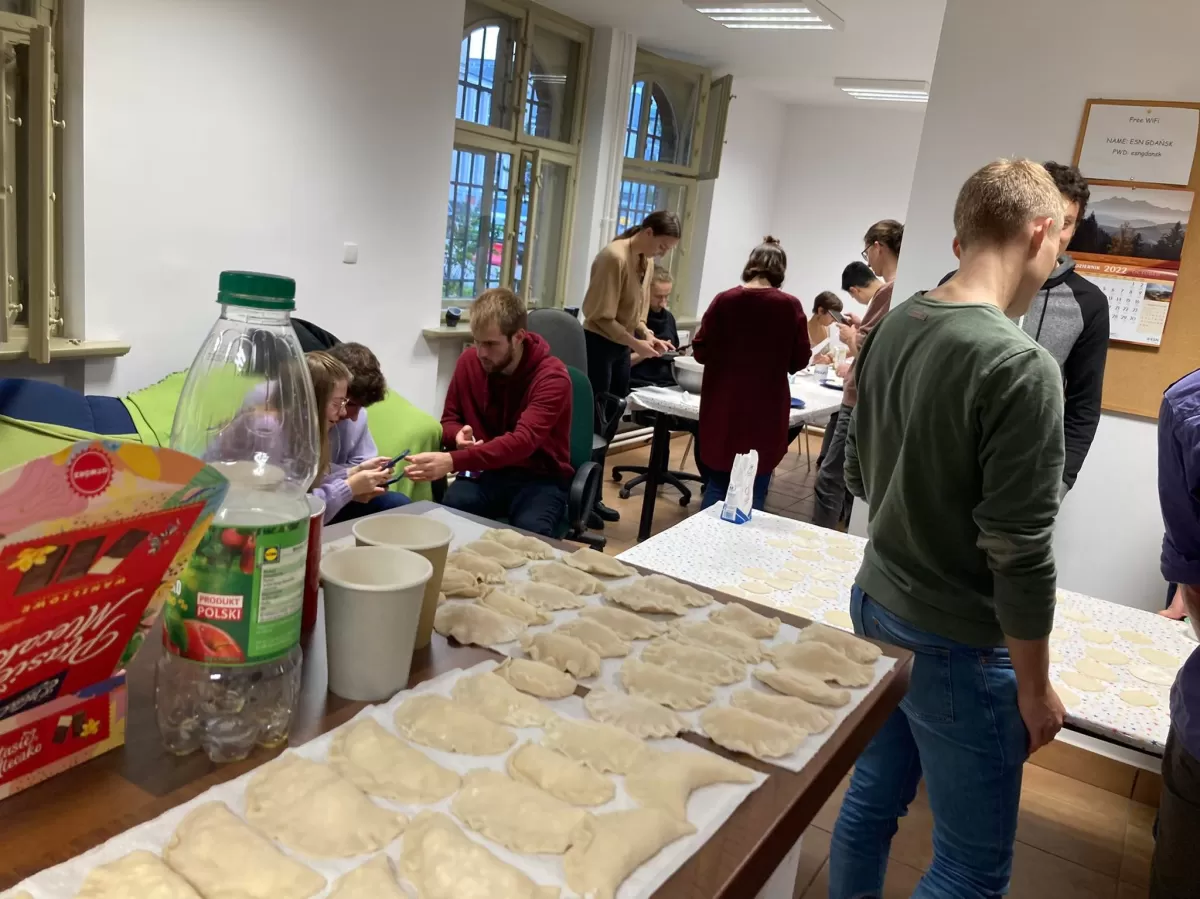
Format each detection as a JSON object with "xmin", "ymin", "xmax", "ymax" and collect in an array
[{"xmin": 536, "ymin": 0, "xmax": 947, "ymax": 106}]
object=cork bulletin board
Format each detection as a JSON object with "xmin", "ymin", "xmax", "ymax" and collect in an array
[{"xmin": 1072, "ymin": 99, "xmax": 1200, "ymax": 419}]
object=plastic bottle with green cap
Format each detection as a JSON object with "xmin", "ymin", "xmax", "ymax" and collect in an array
[{"xmin": 158, "ymin": 271, "xmax": 319, "ymax": 762}]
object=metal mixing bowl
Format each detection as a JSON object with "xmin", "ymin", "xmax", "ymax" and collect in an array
[{"xmin": 673, "ymin": 356, "xmax": 704, "ymax": 393}]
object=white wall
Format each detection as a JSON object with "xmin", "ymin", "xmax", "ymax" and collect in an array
[
  {"xmin": 67, "ymin": 0, "xmax": 462, "ymax": 412},
  {"xmin": 692, "ymin": 85, "xmax": 786, "ymax": 314},
  {"xmin": 895, "ymin": 0, "xmax": 1200, "ymax": 609},
  {"xmin": 773, "ymin": 104, "xmax": 925, "ymax": 318}
]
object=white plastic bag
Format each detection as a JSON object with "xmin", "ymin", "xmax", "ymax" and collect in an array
[{"xmin": 720, "ymin": 450, "xmax": 758, "ymax": 524}]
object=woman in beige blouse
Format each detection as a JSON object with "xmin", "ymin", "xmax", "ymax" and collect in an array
[{"xmin": 581, "ymin": 210, "xmax": 681, "ymax": 402}]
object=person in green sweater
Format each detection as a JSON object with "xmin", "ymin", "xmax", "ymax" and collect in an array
[{"xmin": 828, "ymin": 159, "xmax": 1069, "ymax": 899}]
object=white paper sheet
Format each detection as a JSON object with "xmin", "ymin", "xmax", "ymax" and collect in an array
[{"xmin": 6, "ymin": 659, "xmax": 766, "ymax": 899}]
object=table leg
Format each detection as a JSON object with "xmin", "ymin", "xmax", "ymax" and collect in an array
[{"xmin": 637, "ymin": 412, "xmax": 671, "ymax": 542}]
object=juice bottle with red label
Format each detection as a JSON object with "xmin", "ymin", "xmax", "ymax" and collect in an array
[{"xmin": 159, "ymin": 271, "xmax": 320, "ymax": 762}]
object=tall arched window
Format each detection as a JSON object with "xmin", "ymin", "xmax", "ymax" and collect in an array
[
  {"xmin": 624, "ymin": 80, "xmax": 676, "ymax": 163},
  {"xmin": 442, "ymin": 2, "xmax": 589, "ymax": 308},
  {"xmin": 616, "ymin": 50, "xmax": 733, "ymax": 312}
]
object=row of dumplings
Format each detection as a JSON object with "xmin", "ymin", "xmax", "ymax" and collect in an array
[
  {"xmin": 435, "ymin": 557, "xmax": 885, "ymax": 763},
  {"xmin": 66, "ymin": 662, "xmax": 760, "ymax": 899}
]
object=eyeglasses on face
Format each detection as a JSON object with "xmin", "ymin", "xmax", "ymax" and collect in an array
[{"xmin": 329, "ymin": 396, "xmax": 350, "ymax": 411}]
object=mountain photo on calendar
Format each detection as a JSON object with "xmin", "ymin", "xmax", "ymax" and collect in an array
[{"xmin": 1069, "ymin": 185, "xmax": 1192, "ymax": 268}]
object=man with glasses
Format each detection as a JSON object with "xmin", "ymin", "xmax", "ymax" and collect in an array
[
  {"xmin": 811, "ymin": 220, "xmax": 903, "ymax": 530},
  {"xmin": 406, "ymin": 288, "xmax": 574, "ymax": 536},
  {"xmin": 323, "ymin": 341, "xmax": 412, "ymax": 523}
]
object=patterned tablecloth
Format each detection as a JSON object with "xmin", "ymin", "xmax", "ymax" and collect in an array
[
  {"xmin": 617, "ymin": 507, "xmax": 1198, "ymax": 757},
  {"xmin": 628, "ymin": 371, "xmax": 843, "ymax": 427}
]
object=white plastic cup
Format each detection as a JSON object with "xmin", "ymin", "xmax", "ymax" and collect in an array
[
  {"xmin": 319, "ymin": 545, "xmax": 432, "ymax": 701},
  {"xmin": 352, "ymin": 515, "xmax": 452, "ymax": 650}
]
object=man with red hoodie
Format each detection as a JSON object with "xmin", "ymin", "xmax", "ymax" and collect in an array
[{"xmin": 405, "ymin": 288, "xmax": 574, "ymax": 535}]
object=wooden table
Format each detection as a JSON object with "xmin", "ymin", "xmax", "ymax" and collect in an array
[{"xmin": 0, "ymin": 502, "xmax": 911, "ymax": 897}]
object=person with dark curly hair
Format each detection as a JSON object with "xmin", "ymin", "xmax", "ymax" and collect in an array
[
  {"xmin": 323, "ymin": 341, "xmax": 411, "ymax": 523},
  {"xmin": 940, "ymin": 162, "xmax": 1109, "ymax": 496}
]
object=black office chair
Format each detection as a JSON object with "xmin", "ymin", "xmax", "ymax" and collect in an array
[
  {"xmin": 526, "ymin": 309, "xmax": 621, "ymax": 541},
  {"xmin": 611, "ymin": 409, "xmax": 701, "ymax": 506}
]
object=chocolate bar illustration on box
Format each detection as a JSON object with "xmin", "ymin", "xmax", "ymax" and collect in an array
[
  {"xmin": 71, "ymin": 711, "xmax": 86, "ymax": 737},
  {"xmin": 86, "ymin": 529, "xmax": 149, "ymax": 576},
  {"xmin": 13, "ymin": 545, "xmax": 69, "ymax": 595},
  {"xmin": 53, "ymin": 715, "xmax": 72, "ymax": 744},
  {"xmin": 55, "ymin": 536, "xmax": 106, "ymax": 584}
]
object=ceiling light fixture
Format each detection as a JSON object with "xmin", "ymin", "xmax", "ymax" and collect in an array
[
  {"xmin": 683, "ymin": 1, "xmax": 844, "ymax": 31},
  {"xmin": 835, "ymin": 78, "xmax": 929, "ymax": 103}
]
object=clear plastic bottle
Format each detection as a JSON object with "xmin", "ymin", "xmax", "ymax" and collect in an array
[{"xmin": 157, "ymin": 271, "xmax": 320, "ymax": 762}]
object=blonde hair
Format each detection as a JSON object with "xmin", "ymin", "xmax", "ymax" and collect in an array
[
  {"xmin": 471, "ymin": 288, "xmax": 526, "ymax": 338},
  {"xmin": 306, "ymin": 351, "xmax": 352, "ymax": 488},
  {"xmin": 954, "ymin": 159, "xmax": 1066, "ymax": 250}
]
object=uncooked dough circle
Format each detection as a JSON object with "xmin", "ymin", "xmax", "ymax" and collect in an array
[
  {"xmin": 1059, "ymin": 670, "xmax": 1103, "ymax": 692},
  {"xmin": 1076, "ymin": 657, "xmax": 1119, "ymax": 682},
  {"xmin": 759, "ymin": 577, "xmax": 794, "ymax": 591},
  {"xmin": 741, "ymin": 567, "xmax": 773, "ymax": 580},
  {"xmin": 1120, "ymin": 690, "xmax": 1159, "ymax": 707},
  {"xmin": 1129, "ymin": 664, "xmax": 1175, "ymax": 686},
  {"xmin": 767, "ymin": 539, "xmax": 793, "ymax": 549},
  {"xmin": 740, "ymin": 581, "xmax": 776, "ymax": 595},
  {"xmin": 810, "ymin": 570, "xmax": 841, "ymax": 583},
  {"xmin": 1084, "ymin": 645, "xmax": 1129, "ymax": 666},
  {"xmin": 715, "ymin": 584, "xmax": 747, "ymax": 598},
  {"xmin": 1049, "ymin": 647, "xmax": 1063, "ymax": 663},
  {"xmin": 1080, "ymin": 628, "xmax": 1113, "ymax": 645},
  {"xmin": 824, "ymin": 610, "xmax": 854, "ymax": 629},
  {"xmin": 808, "ymin": 585, "xmax": 839, "ymax": 599},
  {"xmin": 1050, "ymin": 628, "xmax": 1068, "ymax": 642},
  {"xmin": 1119, "ymin": 630, "xmax": 1153, "ymax": 645},
  {"xmin": 792, "ymin": 549, "xmax": 821, "ymax": 562},
  {"xmin": 1061, "ymin": 609, "xmax": 1090, "ymax": 623},
  {"xmin": 827, "ymin": 548, "xmax": 859, "ymax": 561},
  {"xmin": 791, "ymin": 535, "xmax": 822, "ymax": 548},
  {"xmin": 774, "ymin": 569, "xmax": 805, "ymax": 583},
  {"xmin": 784, "ymin": 560, "xmax": 813, "ymax": 574},
  {"xmin": 1139, "ymin": 648, "xmax": 1182, "ymax": 669},
  {"xmin": 1056, "ymin": 685, "xmax": 1081, "ymax": 707},
  {"xmin": 789, "ymin": 594, "xmax": 822, "ymax": 611}
]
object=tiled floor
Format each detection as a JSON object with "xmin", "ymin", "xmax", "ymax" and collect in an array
[{"xmin": 597, "ymin": 432, "xmax": 1161, "ymax": 899}]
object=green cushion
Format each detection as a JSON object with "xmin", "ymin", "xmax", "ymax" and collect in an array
[
  {"xmin": 0, "ymin": 415, "xmax": 139, "ymax": 473},
  {"xmin": 366, "ymin": 388, "xmax": 443, "ymax": 502},
  {"xmin": 120, "ymin": 369, "xmax": 265, "ymax": 448}
]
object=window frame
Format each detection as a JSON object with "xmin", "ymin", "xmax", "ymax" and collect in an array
[
  {"xmin": 455, "ymin": 1, "xmax": 590, "ymax": 153},
  {"xmin": 623, "ymin": 50, "xmax": 712, "ymax": 179},
  {"xmin": 444, "ymin": 0, "xmax": 590, "ymax": 311},
  {"xmin": 0, "ymin": 4, "xmax": 54, "ymax": 357},
  {"xmin": 618, "ymin": 52, "xmax": 733, "ymax": 315}
]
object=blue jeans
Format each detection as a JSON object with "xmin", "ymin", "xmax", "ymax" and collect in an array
[
  {"xmin": 829, "ymin": 587, "xmax": 1028, "ymax": 899},
  {"xmin": 329, "ymin": 490, "xmax": 410, "ymax": 524},
  {"xmin": 442, "ymin": 469, "xmax": 567, "ymax": 536},
  {"xmin": 699, "ymin": 468, "xmax": 771, "ymax": 512}
]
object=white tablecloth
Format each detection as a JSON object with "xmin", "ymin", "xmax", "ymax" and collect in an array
[
  {"xmin": 617, "ymin": 507, "xmax": 1197, "ymax": 757},
  {"xmin": 628, "ymin": 371, "xmax": 843, "ymax": 427}
]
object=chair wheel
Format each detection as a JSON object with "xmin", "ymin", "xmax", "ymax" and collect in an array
[
  {"xmin": 612, "ymin": 472, "xmax": 623, "ymax": 482},
  {"xmin": 619, "ymin": 488, "xmax": 632, "ymax": 500},
  {"xmin": 679, "ymin": 496, "xmax": 690, "ymax": 507}
]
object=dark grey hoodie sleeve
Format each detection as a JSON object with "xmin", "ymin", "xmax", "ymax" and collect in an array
[{"xmin": 1060, "ymin": 273, "xmax": 1109, "ymax": 488}]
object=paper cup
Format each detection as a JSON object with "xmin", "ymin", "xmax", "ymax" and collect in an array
[
  {"xmin": 319, "ymin": 545, "xmax": 432, "ymax": 701},
  {"xmin": 302, "ymin": 495, "xmax": 325, "ymax": 637},
  {"xmin": 352, "ymin": 515, "xmax": 451, "ymax": 650}
]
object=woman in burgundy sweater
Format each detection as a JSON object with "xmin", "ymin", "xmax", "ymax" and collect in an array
[{"xmin": 692, "ymin": 237, "xmax": 812, "ymax": 510}]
